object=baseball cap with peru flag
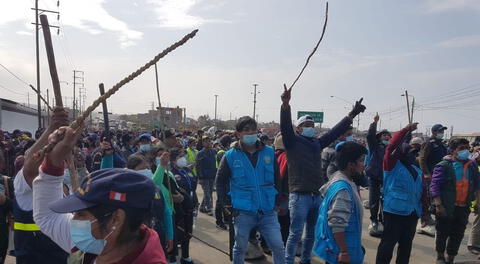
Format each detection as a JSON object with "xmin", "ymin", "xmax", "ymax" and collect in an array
[{"xmin": 50, "ymin": 168, "xmax": 156, "ymax": 213}]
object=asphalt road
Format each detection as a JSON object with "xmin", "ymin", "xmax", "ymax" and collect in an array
[{"xmin": 6, "ymin": 189, "xmax": 480, "ymax": 263}]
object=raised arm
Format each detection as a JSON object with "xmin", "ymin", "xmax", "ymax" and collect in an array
[
  {"xmin": 280, "ymin": 86, "xmax": 296, "ymax": 150},
  {"xmin": 23, "ymin": 107, "xmax": 69, "ymax": 187},
  {"xmin": 383, "ymin": 123, "xmax": 417, "ymax": 171},
  {"xmin": 33, "ymin": 126, "xmax": 84, "ymax": 253}
]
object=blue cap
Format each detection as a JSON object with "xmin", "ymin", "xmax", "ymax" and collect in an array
[
  {"xmin": 50, "ymin": 168, "xmax": 156, "ymax": 213},
  {"xmin": 431, "ymin": 124, "xmax": 447, "ymax": 132},
  {"xmin": 139, "ymin": 133, "xmax": 151, "ymax": 141},
  {"xmin": 88, "ymin": 133, "xmax": 99, "ymax": 141}
]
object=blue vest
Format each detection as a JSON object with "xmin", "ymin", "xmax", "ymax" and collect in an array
[
  {"xmin": 383, "ymin": 161, "xmax": 423, "ymax": 217},
  {"xmin": 314, "ymin": 180, "xmax": 363, "ymax": 264},
  {"xmin": 225, "ymin": 146, "xmax": 277, "ymax": 214}
]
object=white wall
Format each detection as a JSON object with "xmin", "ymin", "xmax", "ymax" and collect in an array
[{"xmin": 1, "ymin": 110, "xmax": 39, "ymax": 135}]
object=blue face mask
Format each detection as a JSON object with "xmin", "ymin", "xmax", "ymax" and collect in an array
[
  {"xmin": 436, "ymin": 133, "xmax": 444, "ymax": 140},
  {"xmin": 70, "ymin": 219, "xmax": 113, "ymax": 255},
  {"xmin": 301, "ymin": 127, "xmax": 315, "ymax": 138},
  {"xmin": 457, "ymin": 149, "xmax": 471, "ymax": 161},
  {"xmin": 155, "ymin": 157, "xmax": 161, "ymax": 166},
  {"xmin": 382, "ymin": 140, "xmax": 390, "ymax": 145},
  {"xmin": 242, "ymin": 134, "xmax": 258, "ymax": 146},
  {"xmin": 139, "ymin": 144, "xmax": 151, "ymax": 152},
  {"xmin": 137, "ymin": 168, "xmax": 154, "ymax": 179},
  {"xmin": 345, "ymin": 136, "xmax": 354, "ymax": 142}
]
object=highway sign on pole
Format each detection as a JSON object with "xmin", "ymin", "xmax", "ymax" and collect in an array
[{"xmin": 297, "ymin": 111, "xmax": 324, "ymax": 123}]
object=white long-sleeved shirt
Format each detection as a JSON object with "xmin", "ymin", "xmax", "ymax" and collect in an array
[{"xmin": 32, "ymin": 169, "xmax": 73, "ymax": 253}]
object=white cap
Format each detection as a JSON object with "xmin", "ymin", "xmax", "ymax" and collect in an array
[
  {"xmin": 297, "ymin": 115, "xmax": 314, "ymax": 126},
  {"xmin": 411, "ymin": 137, "xmax": 424, "ymax": 145}
]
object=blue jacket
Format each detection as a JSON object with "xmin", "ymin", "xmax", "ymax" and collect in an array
[
  {"xmin": 225, "ymin": 145, "xmax": 277, "ymax": 214},
  {"xmin": 314, "ymin": 180, "xmax": 363, "ymax": 264},
  {"xmin": 196, "ymin": 148, "xmax": 217, "ymax": 180},
  {"xmin": 383, "ymin": 161, "xmax": 423, "ymax": 217}
]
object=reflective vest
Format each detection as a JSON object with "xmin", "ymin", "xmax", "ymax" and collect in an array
[
  {"xmin": 383, "ymin": 161, "xmax": 423, "ymax": 217},
  {"xmin": 225, "ymin": 146, "xmax": 277, "ymax": 214},
  {"xmin": 314, "ymin": 180, "xmax": 363, "ymax": 264},
  {"xmin": 13, "ymin": 199, "xmax": 69, "ymax": 263},
  {"xmin": 216, "ymin": 149, "xmax": 226, "ymax": 168},
  {"xmin": 186, "ymin": 148, "xmax": 198, "ymax": 175}
]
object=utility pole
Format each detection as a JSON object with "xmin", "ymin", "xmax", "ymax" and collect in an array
[
  {"xmin": 214, "ymin": 94, "xmax": 218, "ymax": 126},
  {"xmin": 27, "ymin": 92, "xmax": 30, "ymax": 107},
  {"xmin": 252, "ymin": 84, "xmax": 259, "ymax": 119},
  {"xmin": 32, "ymin": 0, "xmax": 59, "ymax": 129},
  {"xmin": 46, "ymin": 89, "xmax": 50, "ymax": 125},
  {"xmin": 404, "ymin": 90, "xmax": 411, "ymax": 124},
  {"xmin": 73, "ymin": 70, "xmax": 84, "ymax": 119}
]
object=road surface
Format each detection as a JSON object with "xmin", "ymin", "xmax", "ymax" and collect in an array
[{"xmin": 6, "ymin": 189, "xmax": 480, "ymax": 263}]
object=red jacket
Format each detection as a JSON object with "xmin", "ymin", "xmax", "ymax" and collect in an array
[{"xmin": 76, "ymin": 225, "xmax": 166, "ymax": 264}]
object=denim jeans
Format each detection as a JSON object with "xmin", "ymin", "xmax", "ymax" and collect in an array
[
  {"xmin": 233, "ymin": 211, "xmax": 285, "ymax": 264},
  {"xmin": 200, "ymin": 179, "xmax": 214, "ymax": 210},
  {"xmin": 285, "ymin": 193, "xmax": 322, "ymax": 264}
]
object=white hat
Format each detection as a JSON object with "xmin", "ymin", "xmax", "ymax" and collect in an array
[
  {"xmin": 297, "ymin": 115, "xmax": 314, "ymax": 126},
  {"xmin": 411, "ymin": 137, "xmax": 424, "ymax": 145}
]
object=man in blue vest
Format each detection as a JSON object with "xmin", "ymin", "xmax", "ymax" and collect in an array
[
  {"xmin": 376, "ymin": 122, "xmax": 427, "ymax": 264},
  {"xmin": 216, "ymin": 116, "xmax": 285, "ymax": 264},
  {"xmin": 314, "ymin": 142, "xmax": 367, "ymax": 264},
  {"xmin": 14, "ymin": 107, "xmax": 70, "ymax": 264}
]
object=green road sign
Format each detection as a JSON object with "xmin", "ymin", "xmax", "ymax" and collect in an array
[{"xmin": 297, "ymin": 111, "xmax": 324, "ymax": 123}]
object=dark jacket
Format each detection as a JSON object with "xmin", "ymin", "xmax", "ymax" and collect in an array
[
  {"xmin": 196, "ymin": 148, "xmax": 217, "ymax": 180},
  {"xmin": 419, "ymin": 137, "xmax": 448, "ymax": 176},
  {"xmin": 430, "ymin": 156, "xmax": 480, "ymax": 217},
  {"xmin": 365, "ymin": 122, "xmax": 387, "ymax": 180},
  {"xmin": 280, "ymin": 105, "xmax": 353, "ymax": 193}
]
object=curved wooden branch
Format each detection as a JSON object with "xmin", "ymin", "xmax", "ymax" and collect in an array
[{"xmin": 287, "ymin": 2, "xmax": 329, "ymax": 90}]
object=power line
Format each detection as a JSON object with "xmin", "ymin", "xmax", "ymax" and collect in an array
[
  {"xmin": 0, "ymin": 83, "xmax": 28, "ymax": 96},
  {"xmin": 0, "ymin": 63, "xmax": 30, "ymax": 86}
]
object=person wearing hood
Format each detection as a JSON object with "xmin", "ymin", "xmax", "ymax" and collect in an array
[
  {"xmin": 376, "ymin": 122, "xmax": 427, "ymax": 264},
  {"xmin": 32, "ymin": 127, "xmax": 167, "ymax": 264},
  {"xmin": 216, "ymin": 116, "xmax": 285, "ymax": 264},
  {"xmin": 314, "ymin": 142, "xmax": 367, "ymax": 264},
  {"xmin": 322, "ymin": 126, "xmax": 354, "ymax": 183},
  {"xmin": 365, "ymin": 113, "xmax": 391, "ymax": 237},
  {"xmin": 280, "ymin": 86, "xmax": 366, "ymax": 264},
  {"xmin": 418, "ymin": 124, "xmax": 448, "ymax": 237},
  {"xmin": 169, "ymin": 148, "xmax": 196, "ymax": 264},
  {"xmin": 429, "ymin": 138, "xmax": 480, "ymax": 264}
]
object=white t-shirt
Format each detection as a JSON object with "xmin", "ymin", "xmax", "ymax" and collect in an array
[{"xmin": 13, "ymin": 169, "xmax": 33, "ymax": 211}]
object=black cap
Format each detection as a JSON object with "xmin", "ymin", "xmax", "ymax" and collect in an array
[{"xmin": 432, "ymin": 124, "xmax": 447, "ymax": 132}]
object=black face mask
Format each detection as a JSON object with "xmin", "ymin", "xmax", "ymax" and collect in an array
[{"xmin": 400, "ymin": 144, "xmax": 418, "ymax": 165}]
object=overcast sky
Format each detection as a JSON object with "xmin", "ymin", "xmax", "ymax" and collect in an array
[{"xmin": 1, "ymin": 0, "xmax": 479, "ymax": 134}]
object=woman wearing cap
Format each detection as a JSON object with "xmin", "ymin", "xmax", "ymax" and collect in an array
[{"xmin": 32, "ymin": 127, "xmax": 167, "ymax": 264}]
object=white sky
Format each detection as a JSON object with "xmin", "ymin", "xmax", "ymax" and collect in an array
[{"xmin": 0, "ymin": 0, "xmax": 479, "ymax": 134}]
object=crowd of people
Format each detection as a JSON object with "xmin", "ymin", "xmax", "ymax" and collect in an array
[{"xmin": 0, "ymin": 89, "xmax": 480, "ymax": 264}]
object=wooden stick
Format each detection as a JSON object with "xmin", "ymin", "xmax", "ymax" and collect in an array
[
  {"xmin": 39, "ymin": 14, "xmax": 62, "ymax": 107},
  {"xmin": 287, "ymin": 2, "xmax": 329, "ymax": 90},
  {"xmin": 40, "ymin": 14, "xmax": 79, "ymax": 190}
]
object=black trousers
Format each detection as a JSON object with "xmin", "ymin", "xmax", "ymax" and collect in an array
[
  {"xmin": 369, "ymin": 177, "xmax": 383, "ymax": 222},
  {"xmin": 215, "ymin": 198, "xmax": 225, "ymax": 226},
  {"xmin": 376, "ymin": 212, "xmax": 418, "ymax": 264},
  {"xmin": 436, "ymin": 206, "xmax": 470, "ymax": 256}
]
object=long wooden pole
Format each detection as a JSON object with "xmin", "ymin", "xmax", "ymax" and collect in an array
[{"xmin": 39, "ymin": 14, "xmax": 78, "ymax": 190}]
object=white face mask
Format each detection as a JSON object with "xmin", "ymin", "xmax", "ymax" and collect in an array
[{"xmin": 176, "ymin": 157, "xmax": 188, "ymax": 168}]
